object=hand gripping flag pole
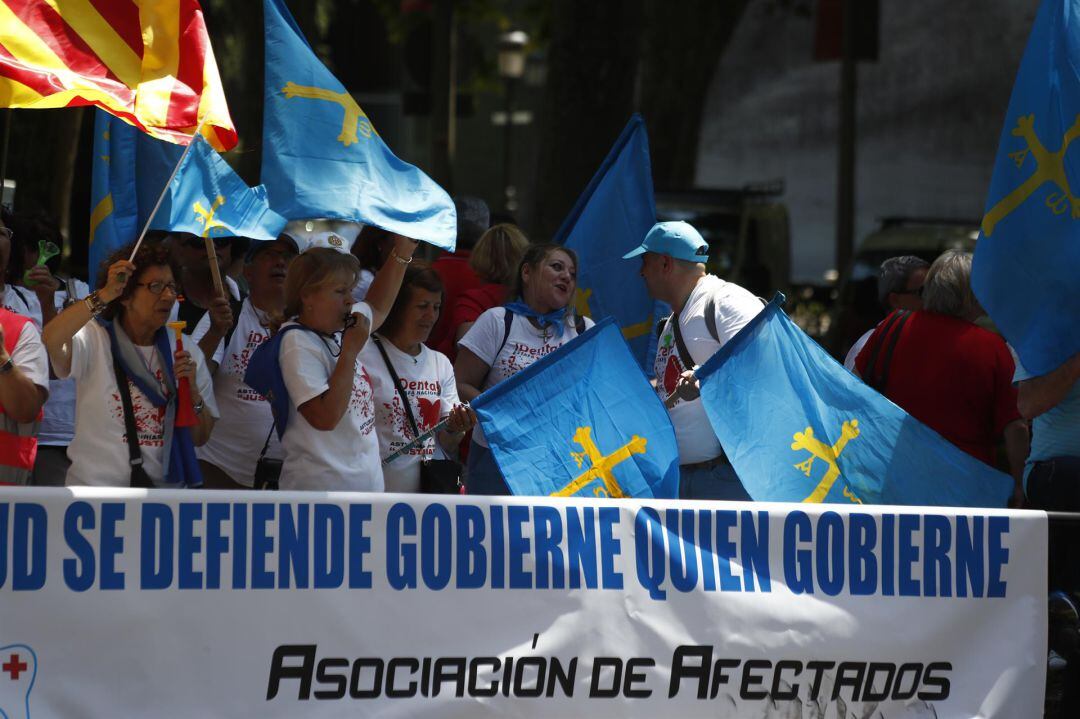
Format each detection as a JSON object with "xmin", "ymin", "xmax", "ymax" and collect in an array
[{"xmin": 381, "ymin": 415, "xmax": 457, "ymax": 466}]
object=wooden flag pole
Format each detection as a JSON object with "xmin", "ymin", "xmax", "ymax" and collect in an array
[{"xmin": 204, "ymin": 234, "xmax": 226, "ymax": 298}]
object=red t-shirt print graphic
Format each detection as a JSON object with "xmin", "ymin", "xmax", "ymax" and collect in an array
[
  {"xmin": 662, "ymin": 354, "xmax": 682, "ymax": 396},
  {"xmin": 418, "ymin": 397, "xmax": 441, "ymax": 430}
]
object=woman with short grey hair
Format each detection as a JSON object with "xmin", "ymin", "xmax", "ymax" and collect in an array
[
  {"xmin": 854, "ymin": 249, "xmax": 1029, "ymax": 506},
  {"xmin": 920, "ymin": 250, "xmax": 983, "ymax": 320}
]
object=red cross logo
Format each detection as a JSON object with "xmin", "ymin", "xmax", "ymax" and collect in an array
[{"xmin": 3, "ymin": 653, "xmax": 27, "ymax": 680}]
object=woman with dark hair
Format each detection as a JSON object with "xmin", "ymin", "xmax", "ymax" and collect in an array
[
  {"xmin": 0, "ymin": 207, "xmax": 45, "ymax": 325},
  {"xmin": 4, "ymin": 209, "xmax": 89, "ymax": 484},
  {"xmin": 455, "ymin": 243, "xmax": 592, "ymax": 495},
  {"xmin": 351, "ymin": 225, "xmax": 395, "ymax": 302},
  {"xmin": 42, "ymin": 242, "xmax": 218, "ymax": 487},
  {"xmin": 274, "ymin": 234, "xmax": 417, "ymax": 491},
  {"xmin": 361, "ymin": 264, "xmax": 476, "ymax": 492}
]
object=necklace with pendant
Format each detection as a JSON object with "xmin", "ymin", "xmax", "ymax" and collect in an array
[{"xmin": 135, "ymin": 345, "xmax": 166, "ymax": 394}]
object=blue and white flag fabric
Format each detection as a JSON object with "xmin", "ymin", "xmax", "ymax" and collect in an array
[
  {"xmin": 695, "ymin": 296, "xmax": 1014, "ymax": 508},
  {"xmin": 261, "ymin": 0, "xmax": 456, "ymax": 248},
  {"xmin": 554, "ymin": 115, "xmax": 664, "ymax": 370},
  {"xmin": 973, "ymin": 0, "xmax": 1080, "ymax": 376},
  {"xmin": 89, "ymin": 108, "xmax": 182, "ymax": 284},
  {"xmin": 150, "ymin": 136, "xmax": 287, "ymax": 242},
  {"xmin": 471, "ymin": 318, "xmax": 679, "ymax": 499}
]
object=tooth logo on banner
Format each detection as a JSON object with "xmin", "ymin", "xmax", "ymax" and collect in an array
[
  {"xmin": 553, "ymin": 426, "xmax": 647, "ymax": 499},
  {"xmin": 281, "ymin": 81, "xmax": 378, "ymax": 147},
  {"xmin": 791, "ymin": 419, "xmax": 861, "ymax": 503},
  {"xmin": 981, "ymin": 113, "xmax": 1080, "ymax": 236},
  {"xmin": 193, "ymin": 195, "xmax": 227, "ymax": 238},
  {"xmin": 0, "ymin": 644, "xmax": 37, "ymax": 719}
]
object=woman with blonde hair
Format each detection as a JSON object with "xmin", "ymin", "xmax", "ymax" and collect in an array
[
  {"xmin": 437, "ymin": 223, "xmax": 529, "ymax": 359},
  {"xmin": 274, "ymin": 234, "xmax": 417, "ymax": 491}
]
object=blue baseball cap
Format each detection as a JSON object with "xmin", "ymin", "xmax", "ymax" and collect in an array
[{"xmin": 622, "ymin": 221, "xmax": 710, "ymax": 263}]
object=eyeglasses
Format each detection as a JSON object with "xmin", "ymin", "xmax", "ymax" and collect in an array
[{"xmin": 137, "ymin": 281, "xmax": 179, "ymax": 296}]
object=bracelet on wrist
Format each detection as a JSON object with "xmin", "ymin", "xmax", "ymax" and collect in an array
[
  {"xmin": 0, "ymin": 357, "xmax": 13, "ymax": 375},
  {"xmin": 390, "ymin": 250, "xmax": 413, "ymax": 266},
  {"xmin": 84, "ymin": 291, "xmax": 108, "ymax": 317}
]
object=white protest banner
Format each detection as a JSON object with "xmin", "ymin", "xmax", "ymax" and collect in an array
[{"xmin": 0, "ymin": 488, "xmax": 1046, "ymax": 717}]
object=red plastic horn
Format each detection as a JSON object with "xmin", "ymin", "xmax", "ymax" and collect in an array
[{"xmin": 166, "ymin": 321, "xmax": 199, "ymax": 428}]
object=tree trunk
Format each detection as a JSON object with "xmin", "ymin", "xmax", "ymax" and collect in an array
[
  {"xmin": 50, "ymin": 108, "xmax": 85, "ymax": 248},
  {"xmin": 533, "ymin": 0, "xmax": 644, "ymax": 239},
  {"xmin": 638, "ymin": 0, "xmax": 751, "ymax": 190}
]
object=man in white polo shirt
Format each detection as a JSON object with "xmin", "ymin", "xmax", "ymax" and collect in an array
[{"xmin": 623, "ymin": 221, "xmax": 762, "ymax": 500}]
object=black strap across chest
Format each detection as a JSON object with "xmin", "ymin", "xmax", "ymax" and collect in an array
[
  {"xmin": 111, "ymin": 355, "xmax": 154, "ymax": 489},
  {"xmin": 372, "ymin": 335, "xmax": 424, "ymax": 440},
  {"xmin": 864, "ymin": 310, "xmax": 912, "ymax": 392},
  {"xmin": 667, "ymin": 297, "xmax": 718, "ymax": 369}
]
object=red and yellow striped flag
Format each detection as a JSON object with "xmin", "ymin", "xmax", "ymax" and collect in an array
[{"xmin": 0, "ymin": 0, "xmax": 236, "ymax": 150}]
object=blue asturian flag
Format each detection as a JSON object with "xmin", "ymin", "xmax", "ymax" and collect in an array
[
  {"xmin": 695, "ymin": 296, "xmax": 1014, "ymax": 508},
  {"xmin": 554, "ymin": 115, "xmax": 664, "ymax": 370},
  {"xmin": 150, "ymin": 136, "xmax": 287, "ymax": 242},
  {"xmin": 972, "ymin": 0, "xmax": 1080, "ymax": 376},
  {"xmin": 261, "ymin": 0, "xmax": 456, "ymax": 248},
  {"xmin": 471, "ymin": 318, "xmax": 679, "ymax": 499},
  {"xmin": 88, "ymin": 108, "xmax": 183, "ymax": 285}
]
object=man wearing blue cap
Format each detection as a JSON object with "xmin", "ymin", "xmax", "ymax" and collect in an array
[{"xmin": 623, "ymin": 221, "xmax": 763, "ymax": 500}]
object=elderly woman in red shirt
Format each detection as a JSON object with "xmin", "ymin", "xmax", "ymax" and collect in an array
[{"xmin": 855, "ymin": 250, "xmax": 1029, "ymax": 505}]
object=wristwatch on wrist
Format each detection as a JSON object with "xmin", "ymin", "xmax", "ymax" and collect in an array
[
  {"xmin": 0, "ymin": 357, "xmax": 13, "ymax": 375},
  {"xmin": 192, "ymin": 399, "xmax": 205, "ymax": 416}
]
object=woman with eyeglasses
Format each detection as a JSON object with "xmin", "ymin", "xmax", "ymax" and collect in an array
[
  {"xmin": 42, "ymin": 242, "xmax": 218, "ymax": 488},
  {"xmin": 0, "ymin": 207, "xmax": 45, "ymax": 326},
  {"xmin": 0, "ymin": 208, "xmax": 90, "ymax": 486}
]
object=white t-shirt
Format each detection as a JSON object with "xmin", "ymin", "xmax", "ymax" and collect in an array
[
  {"xmin": 40, "ymin": 278, "xmax": 90, "ymax": 445},
  {"xmin": 278, "ymin": 303, "xmax": 382, "ymax": 492},
  {"xmin": 458, "ymin": 308, "xmax": 594, "ymax": 447},
  {"xmin": 58, "ymin": 321, "xmax": 219, "ymax": 487},
  {"xmin": 844, "ymin": 327, "xmax": 875, "ymax": 372},
  {"xmin": 352, "ymin": 268, "xmax": 375, "ymax": 303},
  {"xmin": 8, "ymin": 321, "xmax": 49, "ymax": 396},
  {"xmin": 360, "ymin": 336, "xmax": 458, "ymax": 493},
  {"xmin": 0, "ymin": 285, "xmax": 42, "ymax": 327},
  {"xmin": 654, "ymin": 274, "xmax": 762, "ymax": 464},
  {"xmin": 191, "ymin": 298, "xmax": 281, "ymax": 487}
]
